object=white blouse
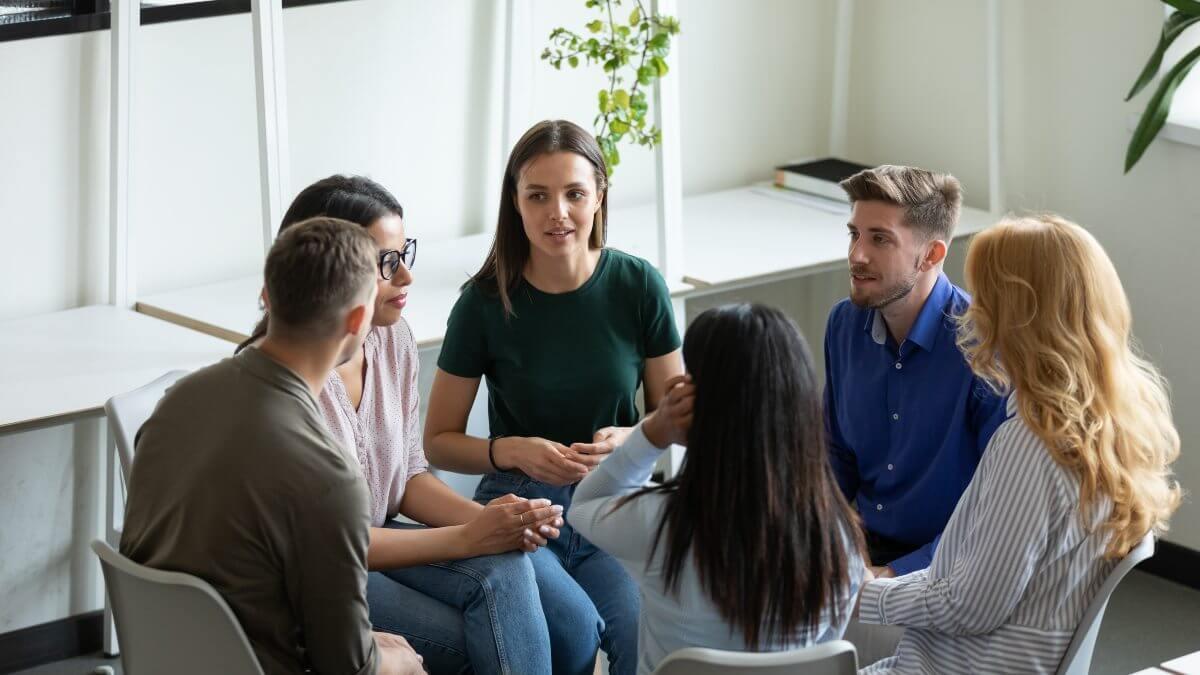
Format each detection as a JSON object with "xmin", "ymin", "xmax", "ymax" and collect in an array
[{"xmin": 317, "ymin": 321, "xmax": 428, "ymax": 527}]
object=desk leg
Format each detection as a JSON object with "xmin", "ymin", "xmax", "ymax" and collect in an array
[{"xmin": 103, "ymin": 430, "xmax": 120, "ymax": 657}]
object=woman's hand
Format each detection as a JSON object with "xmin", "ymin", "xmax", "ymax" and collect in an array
[
  {"xmin": 642, "ymin": 374, "xmax": 695, "ymax": 449},
  {"xmin": 459, "ymin": 494, "xmax": 563, "ymax": 556},
  {"xmin": 494, "ymin": 437, "xmax": 590, "ymax": 486},
  {"xmin": 567, "ymin": 426, "xmax": 631, "ymax": 465}
]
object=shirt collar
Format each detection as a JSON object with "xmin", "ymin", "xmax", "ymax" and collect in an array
[
  {"xmin": 862, "ymin": 273, "xmax": 954, "ymax": 351},
  {"xmin": 906, "ymin": 273, "xmax": 954, "ymax": 352}
]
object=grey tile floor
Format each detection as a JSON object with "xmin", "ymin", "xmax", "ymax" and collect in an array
[{"xmin": 14, "ymin": 571, "xmax": 1200, "ymax": 675}]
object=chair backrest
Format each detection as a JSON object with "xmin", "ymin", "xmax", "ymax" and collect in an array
[
  {"xmin": 653, "ymin": 640, "xmax": 858, "ymax": 675},
  {"xmin": 1056, "ymin": 532, "xmax": 1156, "ymax": 675},
  {"xmin": 92, "ymin": 540, "xmax": 264, "ymax": 675},
  {"xmin": 104, "ymin": 370, "xmax": 187, "ymax": 483}
]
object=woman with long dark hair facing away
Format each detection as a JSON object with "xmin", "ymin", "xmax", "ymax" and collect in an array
[
  {"xmin": 569, "ymin": 303, "xmax": 866, "ymax": 674},
  {"xmin": 238, "ymin": 175, "xmax": 584, "ymax": 675},
  {"xmin": 856, "ymin": 215, "xmax": 1181, "ymax": 674},
  {"xmin": 424, "ymin": 120, "xmax": 686, "ymax": 674}
]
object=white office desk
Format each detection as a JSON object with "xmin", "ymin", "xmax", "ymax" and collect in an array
[
  {"xmin": 136, "ymin": 184, "xmax": 995, "ymax": 348},
  {"xmin": 138, "ymin": 232, "xmax": 495, "ymax": 349},
  {"xmin": 0, "ymin": 305, "xmax": 232, "ymax": 656},
  {"xmin": 607, "ymin": 183, "xmax": 995, "ymax": 292},
  {"xmin": 137, "ymin": 230, "xmax": 694, "ymax": 349},
  {"xmin": 0, "ymin": 305, "xmax": 233, "ymax": 435}
]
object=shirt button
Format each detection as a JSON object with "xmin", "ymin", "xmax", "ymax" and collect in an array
[
  {"xmin": 892, "ymin": 413, "xmax": 900, "ymax": 421},
  {"xmin": 876, "ymin": 504, "xmax": 884, "ymax": 511},
  {"xmin": 888, "ymin": 463, "xmax": 895, "ymax": 471},
  {"xmin": 895, "ymin": 362, "xmax": 903, "ymax": 370}
]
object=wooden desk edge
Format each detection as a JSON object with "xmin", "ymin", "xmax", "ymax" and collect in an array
[{"xmin": 136, "ymin": 301, "xmax": 249, "ymax": 346}]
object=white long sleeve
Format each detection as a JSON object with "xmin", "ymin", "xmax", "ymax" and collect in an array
[{"xmin": 569, "ymin": 422, "xmax": 665, "ymax": 563}]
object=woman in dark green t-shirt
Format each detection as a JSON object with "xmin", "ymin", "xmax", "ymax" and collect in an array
[{"xmin": 425, "ymin": 120, "xmax": 684, "ymax": 675}]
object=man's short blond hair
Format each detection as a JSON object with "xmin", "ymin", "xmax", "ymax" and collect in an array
[{"xmin": 840, "ymin": 165, "xmax": 962, "ymax": 241}]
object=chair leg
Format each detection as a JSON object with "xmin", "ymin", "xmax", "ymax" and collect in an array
[{"xmin": 103, "ymin": 432, "xmax": 121, "ymax": 658}]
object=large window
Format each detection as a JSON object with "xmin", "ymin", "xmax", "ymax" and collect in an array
[{"xmin": 0, "ymin": 0, "xmax": 347, "ymax": 41}]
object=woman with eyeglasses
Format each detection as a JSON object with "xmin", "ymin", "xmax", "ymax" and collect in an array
[
  {"xmin": 237, "ymin": 175, "xmax": 568, "ymax": 675},
  {"xmin": 424, "ymin": 120, "xmax": 686, "ymax": 675}
]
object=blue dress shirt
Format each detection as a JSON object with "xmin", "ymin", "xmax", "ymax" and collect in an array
[{"xmin": 823, "ymin": 273, "xmax": 1009, "ymax": 575}]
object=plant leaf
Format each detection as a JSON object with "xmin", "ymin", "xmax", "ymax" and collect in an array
[
  {"xmin": 1126, "ymin": 42, "xmax": 1200, "ymax": 172},
  {"xmin": 1162, "ymin": 0, "xmax": 1200, "ymax": 15},
  {"xmin": 587, "ymin": 19, "xmax": 603, "ymax": 33},
  {"xmin": 652, "ymin": 55, "xmax": 669, "ymax": 77},
  {"xmin": 629, "ymin": 7, "xmax": 641, "ymax": 25},
  {"xmin": 1126, "ymin": 11, "xmax": 1200, "ymax": 101}
]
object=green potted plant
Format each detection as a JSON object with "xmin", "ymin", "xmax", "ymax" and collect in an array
[
  {"xmin": 542, "ymin": 0, "xmax": 681, "ymax": 176},
  {"xmin": 1125, "ymin": 0, "xmax": 1200, "ymax": 172}
]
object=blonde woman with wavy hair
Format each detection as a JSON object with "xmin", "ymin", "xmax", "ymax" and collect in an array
[{"xmin": 857, "ymin": 214, "xmax": 1180, "ymax": 675}]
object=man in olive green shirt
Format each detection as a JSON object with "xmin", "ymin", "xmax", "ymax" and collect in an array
[{"xmin": 121, "ymin": 218, "xmax": 422, "ymax": 675}]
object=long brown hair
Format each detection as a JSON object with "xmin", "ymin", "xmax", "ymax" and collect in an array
[
  {"xmin": 235, "ymin": 175, "xmax": 403, "ymax": 353},
  {"xmin": 467, "ymin": 120, "xmax": 608, "ymax": 317},
  {"xmin": 957, "ymin": 215, "xmax": 1181, "ymax": 557},
  {"xmin": 617, "ymin": 304, "xmax": 864, "ymax": 645}
]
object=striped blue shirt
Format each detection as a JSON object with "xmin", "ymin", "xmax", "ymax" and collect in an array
[
  {"xmin": 824, "ymin": 274, "xmax": 1009, "ymax": 574},
  {"xmin": 859, "ymin": 395, "xmax": 1118, "ymax": 674}
]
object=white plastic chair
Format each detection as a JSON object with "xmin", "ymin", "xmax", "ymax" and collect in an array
[
  {"xmin": 652, "ymin": 640, "xmax": 858, "ymax": 675},
  {"xmin": 92, "ymin": 540, "xmax": 264, "ymax": 675},
  {"xmin": 1056, "ymin": 532, "xmax": 1156, "ymax": 675},
  {"xmin": 105, "ymin": 369, "xmax": 187, "ymax": 483},
  {"xmin": 100, "ymin": 369, "xmax": 188, "ymax": 654}
]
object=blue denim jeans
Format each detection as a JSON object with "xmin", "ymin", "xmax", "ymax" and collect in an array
[
  {"xmin": 368, "ymin": 521, "xmax": 601, "ymax": 675},
  {"xmin": 476, "ymin": 471, "xmax": 640, "ymax": 675}
]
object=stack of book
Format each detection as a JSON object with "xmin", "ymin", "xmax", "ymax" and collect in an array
[{"xmin": 774, "ymin": 158, "xmax": 871, "ymax": 203}]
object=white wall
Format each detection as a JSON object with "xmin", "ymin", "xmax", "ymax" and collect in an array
[
  {"xmin": 0, "ymin": 0, "xmax": 834, "ymax": 633},
  {"xmin": 843, "ymin": 0, "xmax": 1200, "ymax": 549}
]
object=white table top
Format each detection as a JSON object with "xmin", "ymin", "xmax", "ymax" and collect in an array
[
  {"xmin": 608, "ymin": 183, "xmax": 994, "ymax": 289},
  {"xmin": 136, "ymin": 184, "xmax": 996, "ymax": 349},
  {"xmin": 137, "ymin": 229, "xmax": 694, "ymax": 350},
  {"xmin": 0, "ymin": 305, "xmax": 234, "ymax": 434}
]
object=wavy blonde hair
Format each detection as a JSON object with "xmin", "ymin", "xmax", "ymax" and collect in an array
[{"xmin": 957, "ymin": 214, "xmax": 1180, "ymax": 557}]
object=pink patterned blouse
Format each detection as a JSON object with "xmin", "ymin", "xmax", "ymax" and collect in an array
[{"xmin": 317, "ymin": 321, "xmax": 428, "ymax": 527}]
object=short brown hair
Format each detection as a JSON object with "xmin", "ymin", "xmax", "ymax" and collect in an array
[
  {"xmin": 263, "ymin": 217, "xmax": 376, "ymax": 339},
  {"xmin": 840, "ymin": 165, "xmax": 962, "ymax": 241}
]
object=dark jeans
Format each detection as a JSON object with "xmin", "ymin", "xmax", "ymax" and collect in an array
[
  {"xmin": 475, "ymin": 470, "xmax": 640, "ymax": 675},
  {"xmin": 368, "ymin": 521, "xmax": 574, "ymax": 675}
]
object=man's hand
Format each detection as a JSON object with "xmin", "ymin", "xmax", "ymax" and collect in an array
[{"xmin": 373, "ymin": 631, "xmax": 425, "ymax": 675}]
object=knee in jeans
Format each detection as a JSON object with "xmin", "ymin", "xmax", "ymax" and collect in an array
[
  {"xmin": 547, "ymin": 595, "xmax": 604, "ymax": 645},
  {"xmin": 473, "ymin": 551, "xmax": 538, "ymax": 593}
]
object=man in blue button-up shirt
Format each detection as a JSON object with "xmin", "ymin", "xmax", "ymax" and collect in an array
[{"xmin": 824, "ymin": 165, "xmax": 1008, "ymax": 580}]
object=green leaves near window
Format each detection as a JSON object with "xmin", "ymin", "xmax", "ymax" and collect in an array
[
  {"xmin": 542, "ymin": 0, "xmax": 681, "ymax": 176},
  {"xmin": 1126, "ymin": 3, "xmax": 1200, "ymax": 172}
]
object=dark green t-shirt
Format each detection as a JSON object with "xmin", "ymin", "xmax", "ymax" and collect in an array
[{"xmin": 438, "ymin": 248, "xmax": 681, "ymax": 446}]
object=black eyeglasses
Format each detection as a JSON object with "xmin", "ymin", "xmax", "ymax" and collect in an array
[{"xmin": 379, "ymin": 238, "xmax": 417, "ymax": 280}]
